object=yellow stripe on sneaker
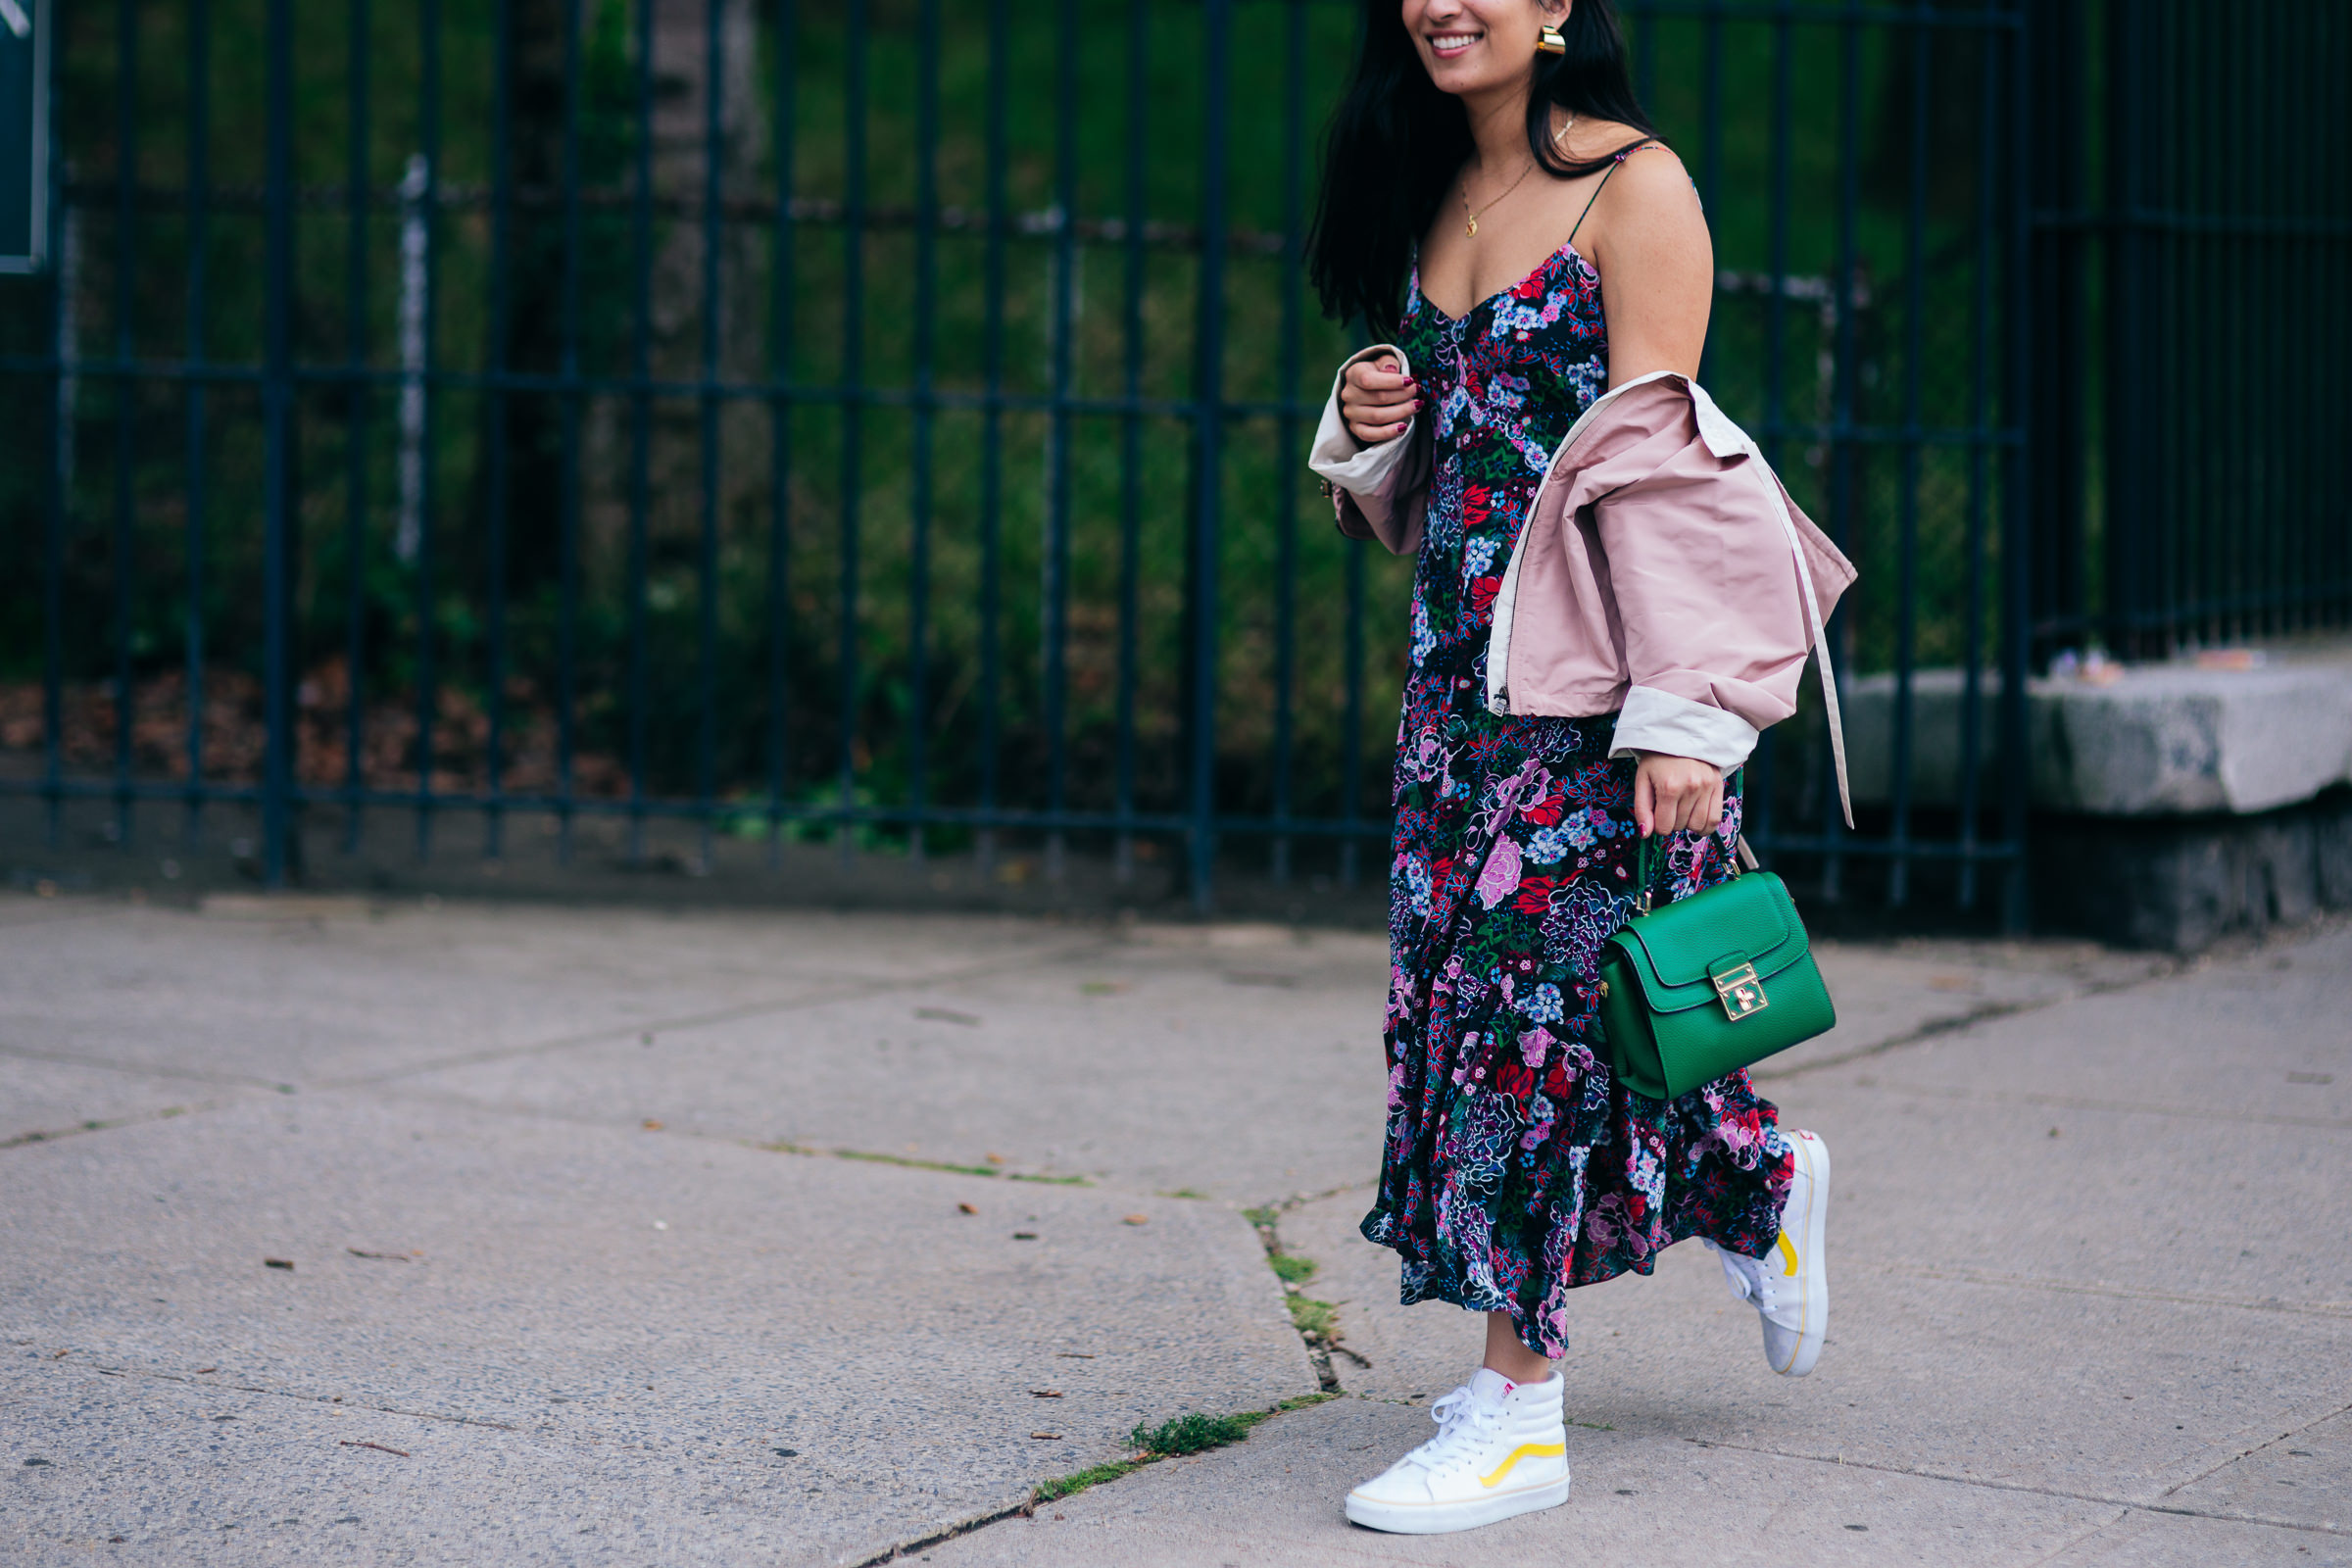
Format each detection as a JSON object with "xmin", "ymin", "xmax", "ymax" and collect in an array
[
  {"xmin": 1777, "ymin": 1230, "xmax": 1801, "ymax": 1277},
  {"xmin": 1480, "ymin": 1442, "xmax": 1567, "ymax": 1489}
]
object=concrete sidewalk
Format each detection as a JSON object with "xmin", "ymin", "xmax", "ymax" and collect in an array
[{"xmin": 1, "ymin": 892, "xmax": 2344, "ymax": 1565}]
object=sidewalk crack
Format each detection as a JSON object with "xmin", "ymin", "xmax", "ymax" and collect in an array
[{"xmin": 1687, "ymin": 1437, "xmax": 2352, "ymax": 1538}]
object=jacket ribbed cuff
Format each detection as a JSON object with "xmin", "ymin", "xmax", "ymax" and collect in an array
[{"xmin": 1607, "ymin": 685, "xmax": 1759, "ymax": 774}]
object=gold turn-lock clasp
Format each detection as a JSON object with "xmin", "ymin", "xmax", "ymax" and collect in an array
[{"xmin": 1710, "ymin": 960, "xmax": 1768, "ymax": 1020}]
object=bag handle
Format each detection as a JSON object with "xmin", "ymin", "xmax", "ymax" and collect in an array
[{"xmin": 1634, "ymin": 770, "xmax": 1749, "ymax": 915}]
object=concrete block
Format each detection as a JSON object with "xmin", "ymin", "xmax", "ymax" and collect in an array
[{"xmin": 1843, "ymin": 642, "xmax": 2352, "ymax": 816}]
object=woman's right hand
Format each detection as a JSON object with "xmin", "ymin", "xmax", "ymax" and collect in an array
[{"xmin": 1341, "ymin": 355, "xmax": 1421, "ymax": 446}]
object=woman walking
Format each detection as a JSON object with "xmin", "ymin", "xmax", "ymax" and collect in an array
[{"xmin": 1306, "ymin": 0, "xmax": 1853, "ymax": 1535}]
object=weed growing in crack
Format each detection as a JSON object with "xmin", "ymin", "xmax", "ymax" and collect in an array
[{"xmin": 1026, "ymin": 1396, "xmax": 1337, "ymax": 1508}]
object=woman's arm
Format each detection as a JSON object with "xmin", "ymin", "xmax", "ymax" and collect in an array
[
  {"xmin": 1587, "ymin": 148, "xmax": 1725, "ymax": 835},
  {"xmin": 1588, "ymin": 147, "xmax": 1713, "ymax": 386}
]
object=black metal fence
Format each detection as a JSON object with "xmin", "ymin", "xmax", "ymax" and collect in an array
[
  {"xmin": 18, "ymin": 0, "xmax": 2299, "ymax": 923},
  {"xmin": 2028, "ymin": 0, "xmax": 2351, "ymax": 661}
]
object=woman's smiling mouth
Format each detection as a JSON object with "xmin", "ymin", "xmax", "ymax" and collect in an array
[{"xmin": 1426, "ymin": 30, "xmax": 1484, "ymax": 57}]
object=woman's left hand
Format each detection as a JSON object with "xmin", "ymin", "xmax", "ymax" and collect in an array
[{"xmin": 1633, "ymin": 753, "xmax": 1724, "ymax": 837}]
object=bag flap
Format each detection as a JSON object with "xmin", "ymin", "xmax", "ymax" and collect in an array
[{"xmin": 1604, "ymin": 872, "xmax": 1812, "ymax": 1015}]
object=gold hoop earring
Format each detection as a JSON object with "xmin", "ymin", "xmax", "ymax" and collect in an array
[{"xmin": 1536, "ymin": 24, "xmax": 1567, "ymax": 55}]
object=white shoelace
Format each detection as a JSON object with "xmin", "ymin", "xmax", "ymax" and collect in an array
[
  {"xmin": 1404, "ymin": 1386, "xmax": 1506, "ymax": 1477},
  {"xmin": 1712, "ymin": 1242, "xmax": 1794, "ymax": 1326}
]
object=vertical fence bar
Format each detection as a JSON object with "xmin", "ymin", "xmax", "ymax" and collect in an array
[
  {"xmin": 2102, "ymin": 0, "xmax": 2147, "ymax": 654},
  {"xmin": 186, "ymin": 0, "xmax": 214, "ymax": 846},
  {"xmin": 414, "ymin": 0, "xmax": 443, "ymax": 860},
  {"xmin": 2026, "ymin": 0, "xmax": 2085, "ymax": 661},
  {"xmin": 556, "ymin": 0, "xmax": 583, "ymax": 862},
  {"xmin": 1886, "ymin": 5, "xmax": 1930, "ymax": 908},
  {"xmin": 2328, "ymin": 1, "xmax": 2342, "ymax": 622},
  {"xmin": 41, "ymin": 6, "xmax": 63, "ymax": 852},
  {"xmin": 1113, "ymin": 0, "xmax": 1146, "ymax": 885},
  {"xmin": 2180, "ymin": 0, "xmax": 2209, "ymax": 639},
  {"xmin": 1188, "ymin": 0, "xmax": 1232, "ymax": 912},
  {"xmin": 110, "ymin": 0, "xmax": 138, "ymax": 850},
  {"xmin": 765, "ymin": 0, "xmax": 797, "ymax": 862},
  {"xmin": 1958, "ymin": 0, "xmax": 2001, "ymax": 911},
  {"xmin": 485, "ymin": 0, "xmax": 515, "ymax": 860},
  {"xmin": 1633, "ymin": 1, "xmax": 1656, "ymax": 132},
  {"xmin": 2313, "ymin": 6, "xmax": 2337, "ymax": 625},
  {"xmin": 696, "ymin": 0, "xmax": 726, "ymax": 869},
  {"xmin": 1269, "ymin": 0, "xmax": 1304, "ymax": 886},
  {"xmin": 261, "ymin": 0, "xmax": 296, "ymax": 886},
  {"xmin": 340, "ymin": 0, "xmax": 369, "ymax": 854},
  {"xmin": 624, "ymin": 0, "xmax": 653, "ymax": 862},
  {"xmin": 1750, "ymin": 4, "xmax": 1791, "ymax": 858},
  {"xmin": 1818, "ymin": 0, "xmax": 1863, "ymax": 902},
  {"xmin": 835, "ymin": 0, "xmax": 867, "ymax": 860},
  {"xmin": 906, "ymin": 0, "xmax": 938, "ymax": 863},
  {"xmin": 1043, "ymin": 0, "xmax": 1077, "ymax": 879},
  {"xmin": 2153, "ymin": 0, "xmax": 2180, "ymax": 638},
  {"xmin": 2000, "ymin": 0, "xmax": 2033, "ymax": 932},
  {"xmin": 2226, "ymin": 0, "xmax": 2248, "ymax": 641},
  {"xmin": 2234, "ymin": 2, "xmax": 2259, "ymax": 638},
  {"xmin": 1694, "ymin": 0, "xmax": 1721, "ymax": 385},
  {"xmin": 977, "ymin": 0, "xmax": 1006, "ymax": 871}
]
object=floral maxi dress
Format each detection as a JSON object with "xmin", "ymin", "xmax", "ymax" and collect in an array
[{"xmin": 1359, "ymin": 235, "xmax": 1793, "ymax": 1360}]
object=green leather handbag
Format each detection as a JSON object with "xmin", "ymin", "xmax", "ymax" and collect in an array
[{"xmin": 1594, "ymin": 795, "xmax": 1836, "ymax": 1102}]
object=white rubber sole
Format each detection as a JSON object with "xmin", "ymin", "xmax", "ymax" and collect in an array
[
  {"xmin": 1775, "ymin": 1128, "xmax": 1833, "ymax": 1377},
  {"xmin": 1344, "ymin": 1469, "xmax": 1571, "ymax": 1535}
]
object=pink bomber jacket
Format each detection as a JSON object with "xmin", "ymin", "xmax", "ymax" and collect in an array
[{"xmin": 1308, "ymin": 344, "xmax": 1858, "ymax": 821}]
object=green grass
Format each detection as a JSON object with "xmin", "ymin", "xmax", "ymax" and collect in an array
[
  {"xmin": 1129, "ymin": 1411, "xmax": 1261, "ymax": 1456},
  {"xmin": 1285, "ymin": 1295, "xmax": 1339, "ymax": 1344},
  {"xmin": 1129, "ymin": 1394, "xmax": 1337, "ymax": 1458},
  {"xmin": 1030, "ymin": 1394, "xmax": 1336, "ymax": 1506},
  {"xmin": 1268, "ymin": 1253, "xmax": 1317, "ymax": 1287},
  {"xmin": 760, "ymin": 1141, "xmax": 1002, "ymax": 1180},
  {"xmin": 1032, "ymin": 1457, "xmax": 1153, "ymax": 1503}
]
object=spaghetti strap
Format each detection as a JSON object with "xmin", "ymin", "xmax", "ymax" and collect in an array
[{"xmin": 1568, "ymin": 138, "xmax": 1665, "ymax": 244}]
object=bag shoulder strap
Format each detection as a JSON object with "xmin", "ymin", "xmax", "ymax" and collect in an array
[
  {"xmin": 1689, "ymin": 383, "xmax": 1852, "ymax": 831},
  {"xmin": 1763, "ymin": 469, "xmax": 1853, "ymax": 830}
]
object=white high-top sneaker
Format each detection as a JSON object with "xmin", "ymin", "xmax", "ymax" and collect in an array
[
  {"xmin": 1344, "ymin": 1367, "xmax": 1571, "ymax": 1535},
  {"xmin": 1707, "ymin": 1126, "xmax": 1832, "ymax": 1376}
]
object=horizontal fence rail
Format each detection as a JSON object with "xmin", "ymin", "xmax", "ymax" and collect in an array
[{"xmin": 2, "ymin": 0, "xmax": 2050, "ymax": 917}]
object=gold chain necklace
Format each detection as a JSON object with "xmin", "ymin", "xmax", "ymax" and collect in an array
[{"xmin": 1458, "ymin": 115, "xmax": 1575, "ymax": 238}]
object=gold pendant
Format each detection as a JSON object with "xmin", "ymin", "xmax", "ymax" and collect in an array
[{"xmin": 1465, "ymin": 215, "xmax": 1478, "ymax": 237}]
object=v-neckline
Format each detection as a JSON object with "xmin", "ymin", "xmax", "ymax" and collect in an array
[{"xmin": 1414, "ymin": 237, "xmax": 1594, "ymax": 326}]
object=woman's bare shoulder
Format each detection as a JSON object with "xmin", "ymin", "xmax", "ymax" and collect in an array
[
  {"xmin": 1552, "ymin": 116, "xmax": 1655, "ymax": 164},
  {"xmin": 1580, "ymin": 139, "xmax": 1705, "ymax": 247}
]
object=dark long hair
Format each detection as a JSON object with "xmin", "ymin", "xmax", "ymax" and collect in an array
[{"xmin": 1308, "ymin": 1, "xmax": 1656, "ymax": 331}]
